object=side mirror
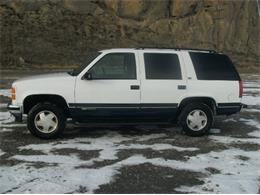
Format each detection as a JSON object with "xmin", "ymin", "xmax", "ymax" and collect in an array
[{"xmin": 83, "ymin": 72, "xmax": 92, "ymax": 80}]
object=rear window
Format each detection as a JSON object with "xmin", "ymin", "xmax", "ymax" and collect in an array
[
  {"xmin": 189, "ymin": 52, "xmax": 240, "ymax": 80},
  {"xmin": 144, "ymin": 53, "xmax": 182, "ymax": 79}
]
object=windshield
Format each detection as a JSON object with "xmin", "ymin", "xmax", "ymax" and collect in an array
[{"xmin": 68, "ymin": 52, "xmax": 101, "ymax": 76}]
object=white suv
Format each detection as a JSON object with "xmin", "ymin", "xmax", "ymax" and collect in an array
[{"xmin": 8, "ymin": 48, "xmax": 244, "ymax": 138}]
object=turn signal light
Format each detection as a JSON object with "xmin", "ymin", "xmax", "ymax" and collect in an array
[{"xmin": 10, "ymin": 87, "xmax": 16, "ymax": 100}]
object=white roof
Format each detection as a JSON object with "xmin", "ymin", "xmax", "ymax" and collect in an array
[
  {"xmin": 100, "ymin": 48, "xmax": 137, "ymax": 53},
  {"xmin": 100, "ymin": 48, "xmax": 216, "ymax": 53}
]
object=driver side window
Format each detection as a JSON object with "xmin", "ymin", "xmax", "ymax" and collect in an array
[{"xmin": 89, "ymin": 53, "xmax": 136, "ymax": 79}]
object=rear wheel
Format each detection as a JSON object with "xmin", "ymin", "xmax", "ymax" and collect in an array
[
  {"xmin": 179, "ymin": 103, "xmax": 213, "ymax": 136},
  {"xmin": 27, "ymin": 102, "xmax": 66, "ymax": 139}
]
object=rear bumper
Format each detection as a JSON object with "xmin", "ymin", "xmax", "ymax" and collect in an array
[
  {"xmin": 216, "ymin": 103, "xmax": 246, "ymax": 115},
  {"xmin": 7, "ymin": 103, "xmax": 23, "ymax": 122}
]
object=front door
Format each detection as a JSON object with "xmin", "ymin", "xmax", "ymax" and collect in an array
[{"xmin": 73, "ymin": 52, "xmax": 141, "ymax": 121}]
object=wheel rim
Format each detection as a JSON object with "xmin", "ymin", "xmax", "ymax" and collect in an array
[
  {"xmin": 186, "ymin": 109, "xmax": 207, "ymax": 131},
  {"xmin": 34, "ymin": 110, "xmax": 58, "ymax": 133}
]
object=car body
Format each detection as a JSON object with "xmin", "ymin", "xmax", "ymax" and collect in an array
[{"xmin": 8, "ymin": 48, "xmax": 244, "ymax": 138}]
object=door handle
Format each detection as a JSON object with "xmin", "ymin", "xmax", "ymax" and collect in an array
[
  {"xmin": 130, "ymin": 85, "xmax": 140, "ymax": 90},
  {"xmin": 178, "ymin": 85, "xmax": 186, "ymax": 90}
]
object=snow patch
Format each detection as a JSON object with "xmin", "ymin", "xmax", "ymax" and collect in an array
[
  {"xmin": 0, "ymin": 89, "xmax": 10, "ymax": 98},
  {"xmin": 120, "ymin": 143, "xmax": 198, "ymax": 152},
  {"xmin": 174, "ymin": 149, "xmax": 260, "ymax": 193},
  {"xmin": 209, "ymin": 128, "xmax": 221, "ymax": 134},
  {"xmin": 0, "ymin": 128, "xmax": 13, "ymax": 132},
  {"xmin": 242, "ymin": 95, "xmax": 260, "ymax": 106},
  {"xmin": 210, "ymin": 118, "xmax": 260, "ymax": 144},
  {"xmin": 12, "ymin": 154, "xmax": 90, "ymax": 165},
  {"xmin": 18, "ymin": 133, "xmax": 198, "ymax": 160},
  {"xmin": 0, "ymin": 111, "xmax": 15, "ymax": 125},
  {"xmin": 136, "ymin": 133, "xmax": 167, "ymax": 141},
  {"xmin": 244, "ymin": 88, "xmax": 260, "ymax": 92},
  {"xmin": 0, "ymin": 163, "xmax": 118, "ymax": 193},
  {"xmin": 243, "ymin": 108, "xmax": 260, "ymax": 113},
  {"xmin": 210, "ymin": 136, "xmax": 260, "ymax": 145},
  {"xmin": 0, "ymin": 111, "xmax": 25, "ymax": 127},
  {"xmin": 240, "ymin": 118, "xmax": 260, "ymax": 138},
  {"xmin": 223, "ymin": 118, "xmax": 237, "ymax": 122},
  {"xmin": 0, "ymin": 131, "xmax": 199, "ymax": 193},
  {"xmin": 0, "ymin": 132, "xmax": 259, "ymax": 193},
  {"xmin": 0, "ymin": 149, "xmax": 5, "ymax": 156}
]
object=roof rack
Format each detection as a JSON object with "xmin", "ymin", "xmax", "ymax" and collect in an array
[{"xmin": 136, "ymin": 47, "xmax": 217, "ymax": 53}]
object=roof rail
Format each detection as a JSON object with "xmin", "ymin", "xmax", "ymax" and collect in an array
[{"xmin": 135, "ymin": 47, "xmax": 217, "ymax": 53}]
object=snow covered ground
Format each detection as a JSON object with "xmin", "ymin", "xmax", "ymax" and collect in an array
[
  {"xmin": 0, "ymin": 89, "xmax": 10, "ymax": 98},
  {"xmin": 242, "ymin": 74, "xmax": 260, "ymax": 106},
  {"xmin": 0, "ymin": 73, "xmax": 259, "ymax": 193}
]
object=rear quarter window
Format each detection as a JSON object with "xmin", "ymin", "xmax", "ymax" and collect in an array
[{"xmin": 189, "ymin": 52, "xmax": 241, "ymax": 81}]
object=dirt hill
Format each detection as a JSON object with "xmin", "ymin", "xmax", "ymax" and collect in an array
[{"xmin": 0, "ymin": 0, "xmax": 259, "ymax": 71}]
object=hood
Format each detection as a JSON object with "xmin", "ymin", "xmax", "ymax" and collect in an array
[{"xmin": 13, "ymin": 72, "xmax": 72, "ymax": 84}]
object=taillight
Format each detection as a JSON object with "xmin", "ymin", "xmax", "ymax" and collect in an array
[
  {"xmin": 10, "ymin": 87, "xmax": 16, "ymax": 100},
  {"xmin": 239, "ymin": 80, "xmax": 243, "ymax": 98}
]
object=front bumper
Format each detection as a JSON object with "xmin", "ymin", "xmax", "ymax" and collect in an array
[{"xmin": 7, "ymin": 103, "xmax": 23, "ymax": 122}]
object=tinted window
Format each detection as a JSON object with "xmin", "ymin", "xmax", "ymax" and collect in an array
[
  {"xmin": 190, "ymin": 52, "xmax": 240, "ymax": 80},
  {"xmin": 144, "ymin": 53, "xmax": 182, "ymax": 79},
  {"xmin": 89, "ymin": 53, "xmax": 136, "ymax": 79}
]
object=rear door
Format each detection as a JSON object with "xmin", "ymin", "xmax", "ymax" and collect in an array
[{"xmin": 138, "ymin": 50, "xmax": 187, "ymax": 120}]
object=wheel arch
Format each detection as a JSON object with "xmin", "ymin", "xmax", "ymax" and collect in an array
[
  {"xmin": 23, "ymin": 94, "xmax": 70, "ymax": 117},
  {"xmin": 178, "ymin": 96, "xmax": 217, "ymax": 115}
]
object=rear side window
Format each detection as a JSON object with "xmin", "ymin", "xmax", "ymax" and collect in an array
[
  {"xmin": 190, "ymin": 52, "xmax": 240, "ymax": 80},
  {"xmin": 144, "ymin": 53, "xmax": 182, "ymax": 79}
]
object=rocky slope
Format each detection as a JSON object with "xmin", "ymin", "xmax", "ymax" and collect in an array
[{"xmin": 0, "ymin": 0, "xmax": 259, "ymax": 71}]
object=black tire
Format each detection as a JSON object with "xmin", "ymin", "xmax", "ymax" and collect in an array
[
  {"xmin": 179, "ymin": 103, "xmax": 213, "ymax": 136},
  {"xmin": 27, "ymin": 102, "xmax": 66, "ymax": 139}
]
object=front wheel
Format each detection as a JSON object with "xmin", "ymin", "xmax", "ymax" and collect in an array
[
  {"xmin": 27, "ymin": 102, "xmax": 66, "ymax": 139},
  {"xmin": 179, "ymin": 103, "xmax": 213, "ymax": 136}
]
